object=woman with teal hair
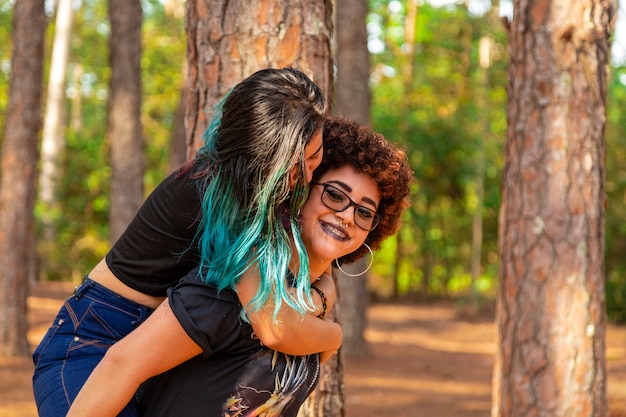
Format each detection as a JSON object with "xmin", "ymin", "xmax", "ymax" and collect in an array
[
  {"xmin": 65, "ymin": 116, "xmax": 414, "ymax": 417},
  {"xmin": 33, "ymin": 67, "xmax": 338, "ymax": 417}
]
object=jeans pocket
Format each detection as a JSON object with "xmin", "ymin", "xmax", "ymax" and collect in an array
[
  {"xmin": 32, "ymin": 308, "xmax": 67, "ymax": 368},
  {"xmin": 73, "ymin": 300, "xmax": 141, "ymax": 344}
]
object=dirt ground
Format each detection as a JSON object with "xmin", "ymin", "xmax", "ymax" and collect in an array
[{"xmin": 2, "ymin": 281, "xmax": 626, "ymax": 417}]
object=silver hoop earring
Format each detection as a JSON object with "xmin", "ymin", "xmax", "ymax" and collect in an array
[{"xmin": 335, "ymin": 243, "xmax": 373, "ymax": 277}]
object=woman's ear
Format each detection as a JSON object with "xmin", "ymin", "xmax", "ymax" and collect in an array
[{"xmin": 288, "ymin": 166, "xmax": 298, "ymax": 190}]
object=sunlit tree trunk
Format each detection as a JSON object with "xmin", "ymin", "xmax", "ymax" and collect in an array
[
  {"xmin": 39, "ymin": 0, "xmax": 73, "ymax": 242},
  {"xmin": 492, "ymin": 1, "xmax": 613, "ymax": 416},
  {"xmin": 0, "ymin": 0, "xmax": 46, "ymax": 356},
  {"xmin": 108, "ymin": 0, "xmax": 144, "ymax": 244},
  {"xmin": 185, "ymin": 1, "xmax": 337, "ymax": 415},
  {"xmin": 333, "ymin": 0, "xmax": 370, "ymax": 360}
]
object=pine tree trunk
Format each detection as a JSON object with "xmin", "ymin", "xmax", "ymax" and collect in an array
[
  {"xmin": 297, "ymin": 307, "xmax": 346, "ymax": 417},
  {"xmin": 39, "ymin": 0, "xmax": 73, "ymax": 241},
  {"xmin": 0, "ymin": 0, "xmax": 46, "ymax": 356},
  {"xmin": 108, "ymin": 0, "xmax": 145, "ymax": 244},
  {"xmin": 492, "ymin": 1, "xmax": 613, "ymax": 416},
  {"xmin": 185, "ymin": 1, "xmax": 338, "ymax": 415},
  {"xmin": 184, "ymin": 0, "xmax": 333, "ymax": 151},
  {"xmin": 334, "ymin": 0, "xmax": 370, "ymax": 124},
  {"xmin": 334, "ymin": 0, "xmax": 371, "ymax": 361},
  {"xmin": 168, "ymin": 65, "xmax": 188, "ymax": 172}
]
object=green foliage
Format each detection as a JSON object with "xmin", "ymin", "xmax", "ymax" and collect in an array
[
  {"xmin": 3, "ymin": 0, "xmax": 625, "ymax": 324},
  {"xmin": 140, "ymin": 2, "xmax": 185, "ymax": 187},
  {"xmin": 19, "ymin": 0, "xmax": 185, "ymax": 281},
  {"xmin": 607, "ymin": 267, "xmax": 626, "ymax": 324},
  {"xmin": 368, "ymin": 0, "xmax": 506, "ymax": 299},
  {"xmin": 605, "ymin": 65, "xmax": 626, "ymax": 322},
  {"xmin": 367, "ymin": 1, "xmax": 626, "ymax": 325},
  {"xmin": 0, "ymin": 0, "xmax": 13, "ymax": 137}
]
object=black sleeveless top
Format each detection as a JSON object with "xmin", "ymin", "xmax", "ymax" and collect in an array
[{"xmin": 105, "ymin": 168, "xmax": 203, "ymax": 296}]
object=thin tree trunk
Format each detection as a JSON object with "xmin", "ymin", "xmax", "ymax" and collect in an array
[
  {"xmin": 165, "ymin": 0, "xmax": 187, "ymax": 172},
  {"xmin": 335, "ymin": 262, "xmax": 369, "ymax": 358},
  {"xmin": 108, "ymin": 0, "xmax": 144, "ymax": 244},
  {"xmin": 0, "ymin": 0, "xmax": 46, "ymax": 356},
  {"xmin": 39, "ymin": 0, "xmax": 73, "ymax": 242},
  {"xmin": 334, "ymin": 0, "xmax": 370, "ymax": 124},
  {"xmin": 169, "ymin": 63, "xmax": 188, "ymax": 172},
  {"xmin": 469, "ymin": 35, "xmax": 492, "ymax": 313},
  {"xmin": 334, "ymin": 0, "xmax": 371, "ymax": 360},
  {"xmin": 492, "ymin": 1, "xmax": 613, "ymax": 416}
]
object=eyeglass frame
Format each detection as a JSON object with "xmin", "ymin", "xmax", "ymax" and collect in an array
[{"xmin": 311, "ymin": 182, "xmax": 381, "ymax": 231}]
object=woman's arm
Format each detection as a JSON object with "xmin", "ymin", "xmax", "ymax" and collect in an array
[
  {"xmin": 236, "ymin": 271, "xmax": 342, "ymax": 356},
  {"xmin": 66, "ymin": 299, "xmax": 202, "ymax": 417},
  {"xmin": 312, "ymin": 271, "xmax": 336, "ymax": 313},
  {"xmin": 310, "ymin": 272, "xmax": 341, "ymax": 362}
]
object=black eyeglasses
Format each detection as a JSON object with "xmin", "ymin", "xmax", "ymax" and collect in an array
[{"xmin": 312, "ymin": 182, "xmax": 381, "ymax": 231}]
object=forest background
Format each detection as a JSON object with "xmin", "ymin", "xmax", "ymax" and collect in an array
[{"xmin": 1, "ymin": 0, "xmax": 626, "ymax": 323}]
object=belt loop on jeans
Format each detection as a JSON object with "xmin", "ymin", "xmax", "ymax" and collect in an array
[
  {"xmin": 73, "ymin": 276, "xmax": 92, "ymax": 300},
  {"xmin": 132, "ymin": 305, "xmax": 150, "ymax": 327}
]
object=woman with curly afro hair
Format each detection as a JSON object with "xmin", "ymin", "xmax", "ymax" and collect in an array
[{"xmin": 315, "ymin": 115, "xmax": 413, "ymax": 266}]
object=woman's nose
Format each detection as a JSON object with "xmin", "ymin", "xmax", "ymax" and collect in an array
[{"xmin": 335, "ymin": 206, "xmax": 355, "ymax": 226}]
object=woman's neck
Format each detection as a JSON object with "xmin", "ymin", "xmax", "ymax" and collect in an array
[
  {"xmin": 288, "ymin": 232, "xmax": 331, "ymax": 282},
  {"xmin": 289, "ymin": 251, "xmax": 330, "ymax": 283},
  {"xmin": 307, "ymin": 257, "xmax": 331, "ymax": 281}
]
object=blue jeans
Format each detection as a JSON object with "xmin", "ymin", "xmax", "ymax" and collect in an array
[{"xmin": 32, "ymin": 277, "xmax": 154, "ymax": 417}]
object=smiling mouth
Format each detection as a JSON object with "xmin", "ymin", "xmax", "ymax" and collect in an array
[{"xmin": 320, "ymin": 220, "xmax": 349, "ymax": 241}]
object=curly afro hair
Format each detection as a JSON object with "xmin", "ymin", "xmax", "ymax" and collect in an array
[{"xmin": 313, "ymin": 116, "xmax": 413, "ymax": 264}]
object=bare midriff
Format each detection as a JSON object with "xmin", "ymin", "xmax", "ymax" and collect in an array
[{"xmin": 88, "ymin": 258, "xmax": 166, "ymax": 309}]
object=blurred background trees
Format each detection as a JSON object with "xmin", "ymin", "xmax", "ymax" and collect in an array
[
  {"xmin": 0, "ymin": 0, "xmax": 46, "ymax": 356},
  {"xmin": 1, "ymin": 0, "xmax": 626, "ymax": 321}
]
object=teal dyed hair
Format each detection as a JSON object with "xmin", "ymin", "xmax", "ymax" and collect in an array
[{"xmin": 191, "ymin": 68, "xmax": 327, "ymax": 320}]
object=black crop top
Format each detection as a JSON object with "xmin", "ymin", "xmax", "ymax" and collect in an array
[{"xmin": 105, "ymin": 168, "xmax": 203, "ymax": 297}]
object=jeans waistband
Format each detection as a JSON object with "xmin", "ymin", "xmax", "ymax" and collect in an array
[{"xmin": 75, "ymin": 276, "xmax": 155, "ymax": 316}]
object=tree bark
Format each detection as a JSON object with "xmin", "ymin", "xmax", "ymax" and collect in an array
[
  {"xmin": 185, "ymin": 1, "xmax": 337, "ymax": 415},
  {"xmin": 0, "ymin": 0, "xmax": 46, "ymax": 356},
  {"xmin": 493, "ymin": 1, "xmax": 613, "ymax": 416},
  {"xmin": 334, "ymin": 0, "xmax": 370, "ymax": 125},
  {"xmin": 184, "ymin": 0, "xmax": 333, "ymax": 151},
  {"xmin": 297, "ymin": 307, "xmax": 346, "ymax": 417},
  {"xmin": 333, "ymin": 0, "xmax": 371, "ymax": 360},
  {"xmin": 108, "ymin": 0, "xmax": 144, "ymax": 244}
]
